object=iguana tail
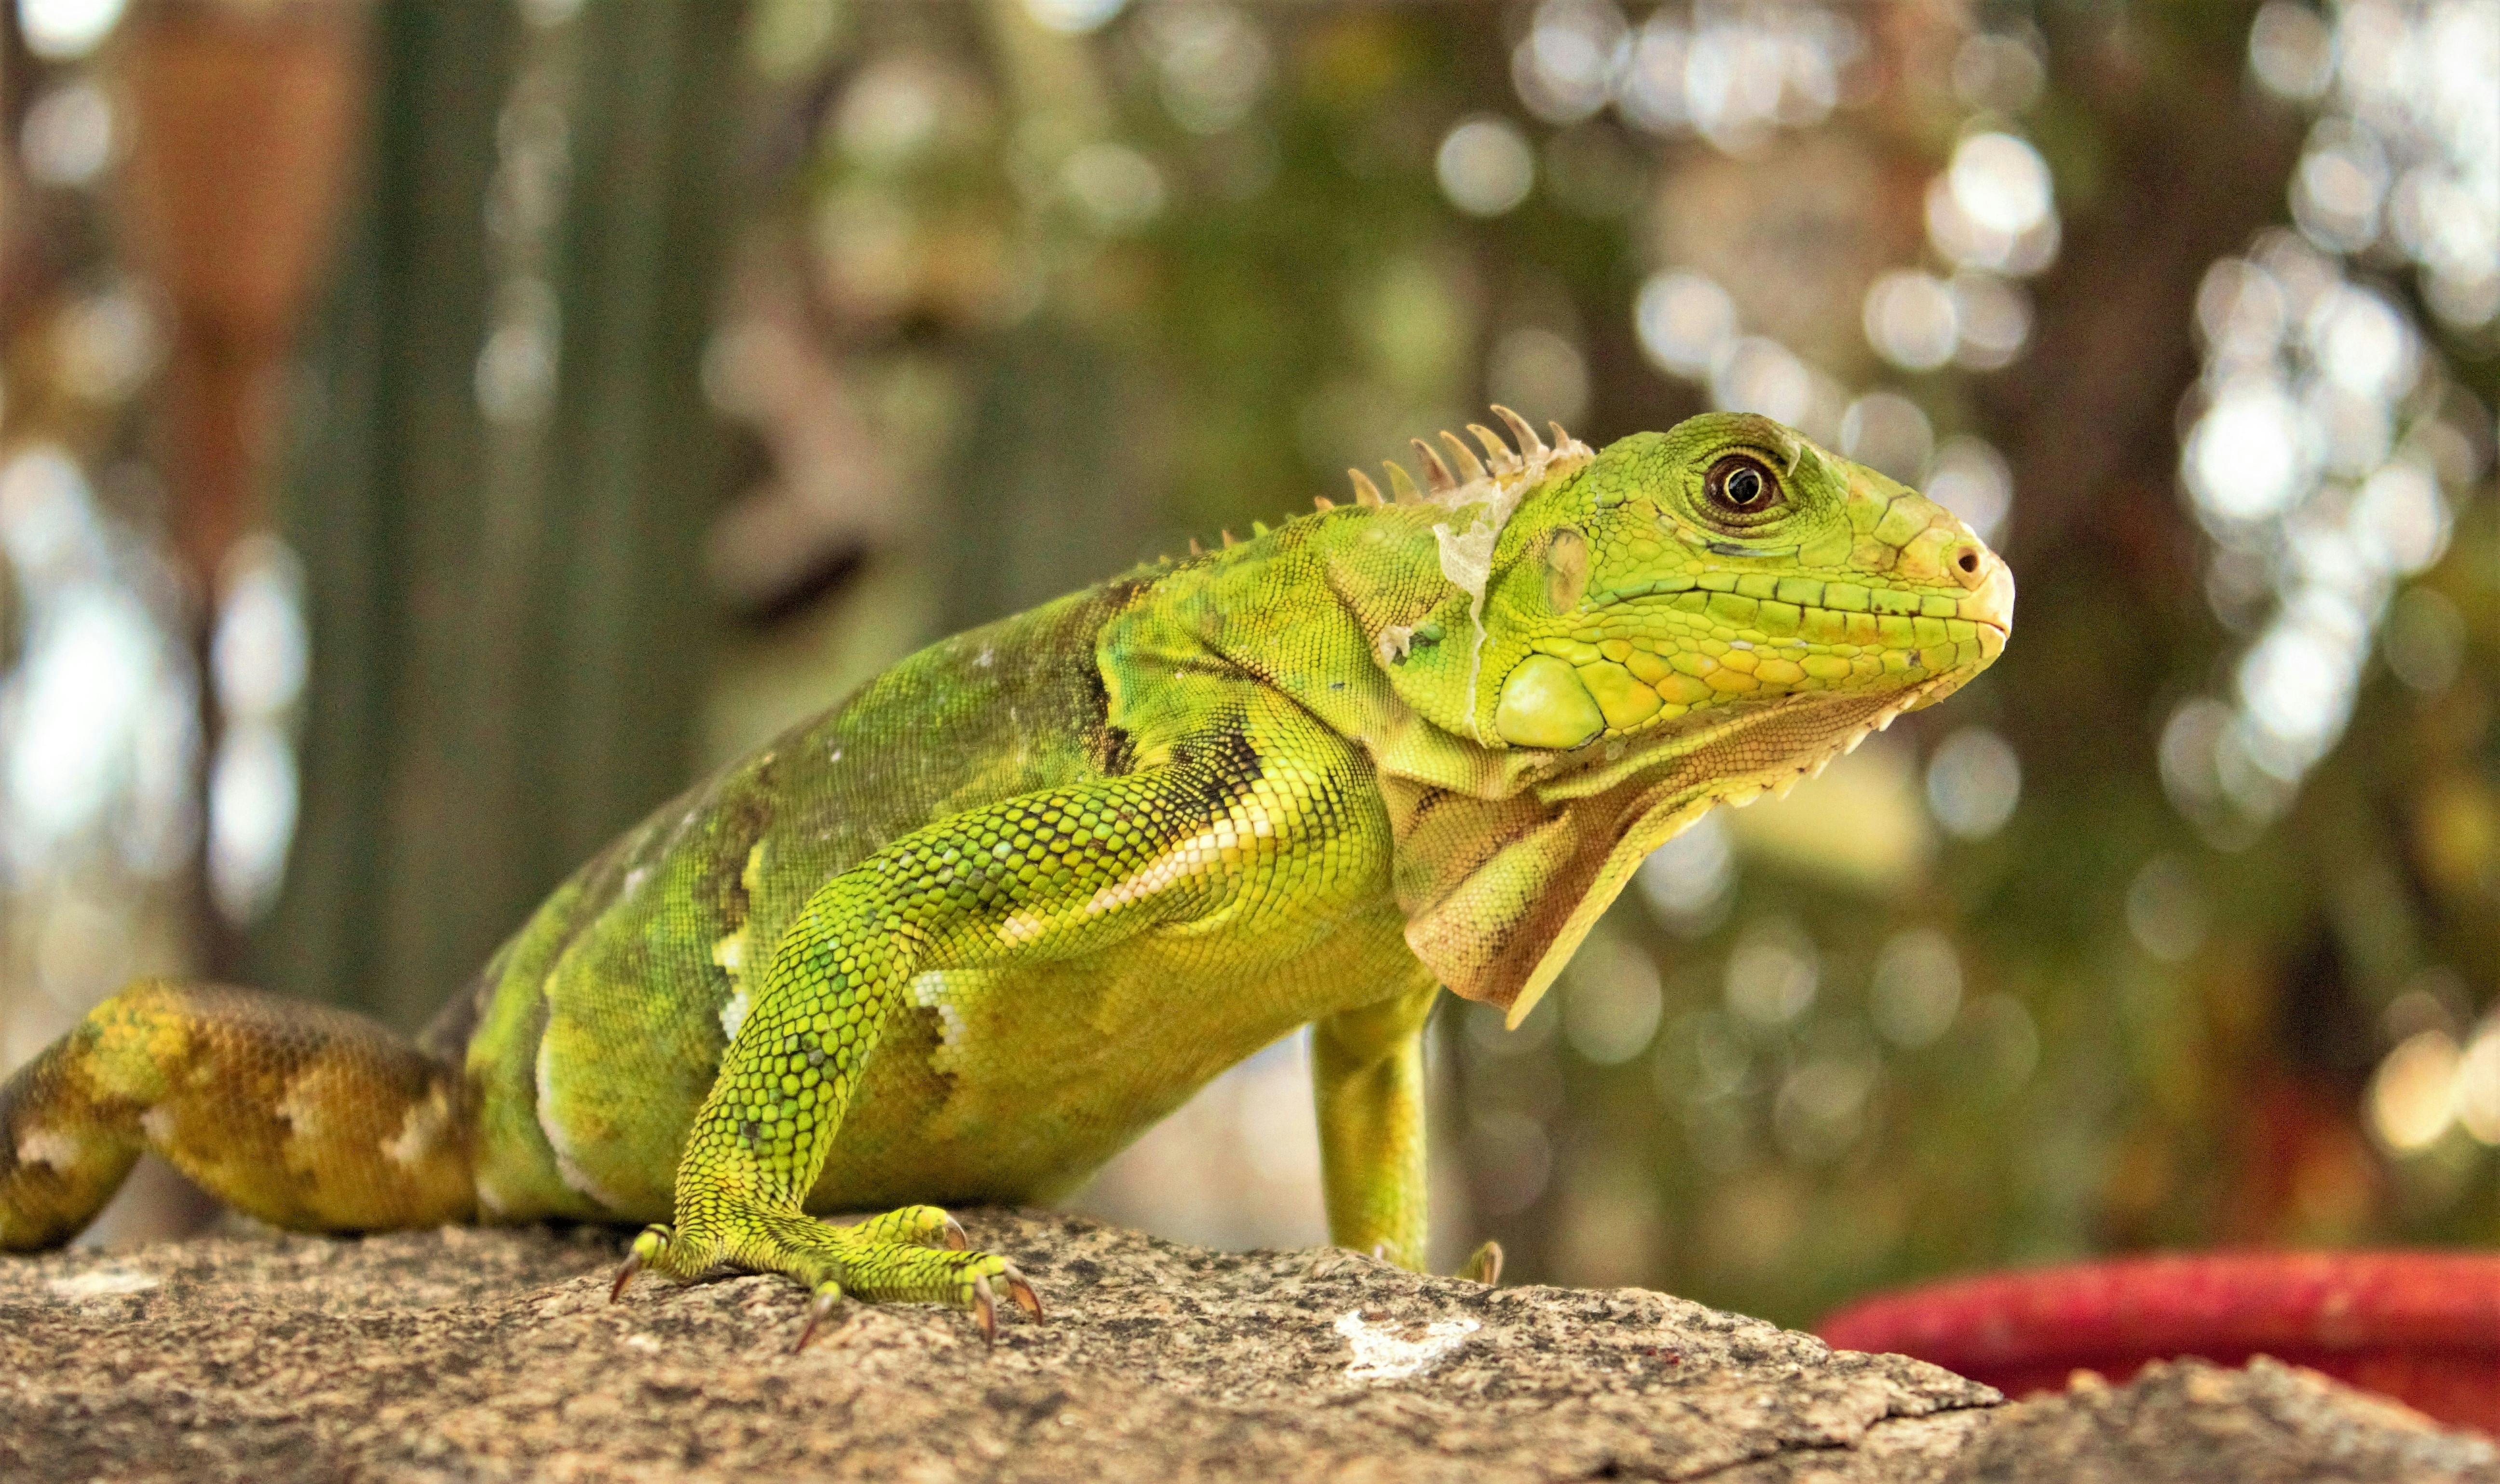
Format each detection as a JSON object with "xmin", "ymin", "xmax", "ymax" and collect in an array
[{"xmin": 0, "ymin": 980, "xmax": 474, "ymax": 1251}]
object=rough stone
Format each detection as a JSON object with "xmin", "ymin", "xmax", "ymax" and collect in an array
[{"xmin": 0, "ymin": 1211, "xmax": 2489, "ymax": 1483}]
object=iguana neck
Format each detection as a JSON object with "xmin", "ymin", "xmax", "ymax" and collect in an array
[{"xmin": 1142, "ymin": 503, "xmax": 1513, "ymax": 798}]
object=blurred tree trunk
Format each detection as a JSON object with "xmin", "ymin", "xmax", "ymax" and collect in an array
[
  {"xmin": 256, "ymin": 0, "xmax": 745, "ymax": 1030},
  {"xmin": 939, "ymin": 325, "xmax": 1149, "ymax": 634}
]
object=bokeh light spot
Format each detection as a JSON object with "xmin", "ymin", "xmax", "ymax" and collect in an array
[
  {"xmin": 2185, "ymin": 379, "xmax": 2312, "ymax": 523},
  {"xmin": 2248, "ymin": 0, "xmax": 2336, "ymax": 101},
  {"xmin": 20, "ymin": 81, "xmax": 113, "ymax": 189},
  {"xmin": 18, "ymin": 0, "xmax": 125, "ymax": 60},
  {"xmin": 1869, "ymin": 927, "xmax": 1962, "ymax": 1050},
  {"xmin": 1837, "ymin": 391, "xmax": 1932, "ymax": 484},
  {"xmin": 1563, "ymin": 935, "xmax": 1664, "ymax": 1066},
  {"xmin": 1725, "ymin": 917, "xmax": 1817, "ymax": 1028},
  {"xmin": 1948, "ymin": 132, "xmax": 2054, "ymax": 238},
  {"xmin": 1023, "ymin": 0, "xmax": 1126, "ymax": 35},
  {"xmin": 1638, "ymin": 812, "xmax": 1735, "ymax": 937},
  {"xmin": 1925, "ymin": 728, "xmax": 2021, "ymax": 840},
  {"xmin": 2369, "ymin": 1030, "xmax": 2460, "ymax": 1152},
  {"xmin": 2125, "ymin": 855, "xmax": 2209, "ymax": 963},
  {"xmin": 1437, "ymin": 116, "xmax": 1536, "ymax": 217},
  {"xmin": 1062, "ymin": 142, "xmax": 1167, "ymax": 232},
  {"xmin": 1862, "ymin": 270, "xmax": 1957, "ymax": 372},
  {"xmin": 1488, "ymin": 326, "xmax": 1590, "ymax": 428},
  {"xmin": 1925, "ymin": 435, "xmax": 2013, "ymax": 545},
  {"xmin": 1634, "ymin": 269, "xmax": 1737, "ymax": 378}
]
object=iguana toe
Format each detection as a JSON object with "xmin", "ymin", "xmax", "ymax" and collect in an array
[
  {"xmin": 844, "ymin": 1202, "xmax": 969, "ymax": 1252},
  {"xmin": 608, "ymin": 1222, "xmax": 673, "ymax": 1302},
  {"xmin": 796, "ymin": 1280, "xmax": 845, "ymax": 1351},
  {"xmin": 962, "ymin": 1265, "xmax": 1042, "ymax": 1347},
  {"xmin": 1003, "ymin": 1261, "xmax": 1044, "ymax": 1322}
]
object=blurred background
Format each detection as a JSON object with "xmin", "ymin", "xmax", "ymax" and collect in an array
[{"xmin": 0, "ymin": 0, "xmax": 2492, "ymax": 1332}]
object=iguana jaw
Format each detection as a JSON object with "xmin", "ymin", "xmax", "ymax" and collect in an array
[
  {"xmin": 1389, "ymin": 677, "xmax": 1937, "ymax": 1031},
  {"xmin": 1491, "ymin": 679, "xmax": 1944, "ymax": 1030},
  {"xmin": 1480, "ymin": 547, "xmax": 2010, "ymax": 1028}
]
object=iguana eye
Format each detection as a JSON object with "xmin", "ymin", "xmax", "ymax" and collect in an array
[{"xmin": 1703, "ymin": 454, "xmax": 1781, "ymax": 522}]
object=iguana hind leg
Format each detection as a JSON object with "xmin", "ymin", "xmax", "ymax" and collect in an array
[{"xmin": 0, "ymin": 980, "xmax": 474, "ymax": 1250}]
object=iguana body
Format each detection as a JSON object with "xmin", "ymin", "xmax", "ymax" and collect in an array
[{"xmin": 0, "ymin": 411, "xmax": 2011, "ymax": 1340}]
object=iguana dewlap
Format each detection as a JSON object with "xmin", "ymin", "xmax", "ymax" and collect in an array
[{"xmin": 0, "ymin": 410, "xmax": 2011, "ymax": 1344}]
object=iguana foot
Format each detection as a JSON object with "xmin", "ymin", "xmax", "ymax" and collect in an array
[{"xmin": 609, "ymin": 1202, "xmax": 1043, "ymax": 1350}]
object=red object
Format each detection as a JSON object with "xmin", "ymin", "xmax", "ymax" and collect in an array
[{"xmin": 1818, "ymin": 1252, "xmax": 2500, "ymax": 1432}]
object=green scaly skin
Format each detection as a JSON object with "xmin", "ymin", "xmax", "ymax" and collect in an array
[{"xmin": 0, "ymin": 410, "xmax": 2011, "ymax": 1346}]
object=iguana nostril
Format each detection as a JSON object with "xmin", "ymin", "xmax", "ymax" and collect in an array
[{"xmin": 1957, "ymin": 548, "xmax": 1980, "ymax": 574}]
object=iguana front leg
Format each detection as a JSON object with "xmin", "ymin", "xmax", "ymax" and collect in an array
[
  {"xmin": 617, "ymin": 725, "xmax": 1357, "ymax": 1345},
  {"xmin": 1312, "ymin": 980, "xmax": 1436, "ymax": 1268},
  {"xmin": 1312, "ymin": 981, "xmax": 1501, "ymax": 1284}
]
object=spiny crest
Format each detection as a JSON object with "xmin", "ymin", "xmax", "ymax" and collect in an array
[
  {"xmin": 1166, "ymin": 406, "xmax": 1594, "ymax": 566},
  {"xmin": 1337, "ymin": 405, "xmax": 1594, "ymax": 517}
]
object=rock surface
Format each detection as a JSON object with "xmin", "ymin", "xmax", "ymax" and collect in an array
[{"xmin": 0, "ymin": 1211, "xmax": 2490, "ymax": 1483}]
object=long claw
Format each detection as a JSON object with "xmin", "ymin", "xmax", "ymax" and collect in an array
[
  {"xmin": 972, "ymin": 1273, "xmax": 999, "ymax": 1347},
  {"xmin": 796, "ymin": 1283, "xmax": 843, "ymax": 1352},
  {"xmin": 608, "ymin": 1250, "xmax": 643, "ymax": 1304},
  {"xmin": 941, "ymin": 1214, "xmax": 969, "ymax": 1250},
  {"xmin": 1459, "ymin": 1240, "xmax": 1505, "ymax": 1286},
  {"xmin": 1002, "ymin": 1262, "xmax": 1045, "ymax": 1324}
]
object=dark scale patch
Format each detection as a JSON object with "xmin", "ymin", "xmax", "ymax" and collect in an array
[
  {"xmin": 1078, "ymin": 661, "xmax": 1137, "ymax": 778},
  {"xmin": 1077, "ymin": 576, "xmax": 1157, "ymax": 779},
  {"xmin": 704, "ymin": 773, "xmax": 779, "ymax": 936},
  {"xmin": 1405, "ymin": 785, "xmax": 1456, "ymax": 826},
  {"xmin": 1168, "ymin": 719, "xmax": 1265, "ymax": 817}
]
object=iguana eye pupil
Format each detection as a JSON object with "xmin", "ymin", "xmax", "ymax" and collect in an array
[{"xmin": 1703, "ymin": 454, "xmax": 1780, "ymax": 520}]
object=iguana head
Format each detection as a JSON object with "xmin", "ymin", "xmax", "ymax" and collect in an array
[
  {"xmin": 1351, "ymin": 409, "xmax": 2014, "ymax": 1026},
  {"xmin": 1485, "ymin": 410, "xmax": 2010, "ymax": 746},
  {"xmin": 1373, "ymin": 408, "xmax": 2013, "ymax": 779}
]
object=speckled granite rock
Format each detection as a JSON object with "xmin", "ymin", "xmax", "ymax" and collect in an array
[
  {"xmin": 1945, "ymin": 1357, "xmax": 2497, "ymax": 1484},
  {"xmin": 0, "ymin": 1212, "xmax": 2488, "ymax": 1483}
]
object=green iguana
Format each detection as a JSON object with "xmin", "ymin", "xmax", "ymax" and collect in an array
[{"xmin": 0, "ymin": 409, "xmax": 2011, "ymax": 1346}]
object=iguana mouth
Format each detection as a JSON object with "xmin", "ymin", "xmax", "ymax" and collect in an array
[
  {"xmin": 1514, "ymin": 586, "xmax": 2005, "ymax": 742},
  {"xmin": 1960, "ymin": 552, "xmax": 2016, "ymax": 638}
]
